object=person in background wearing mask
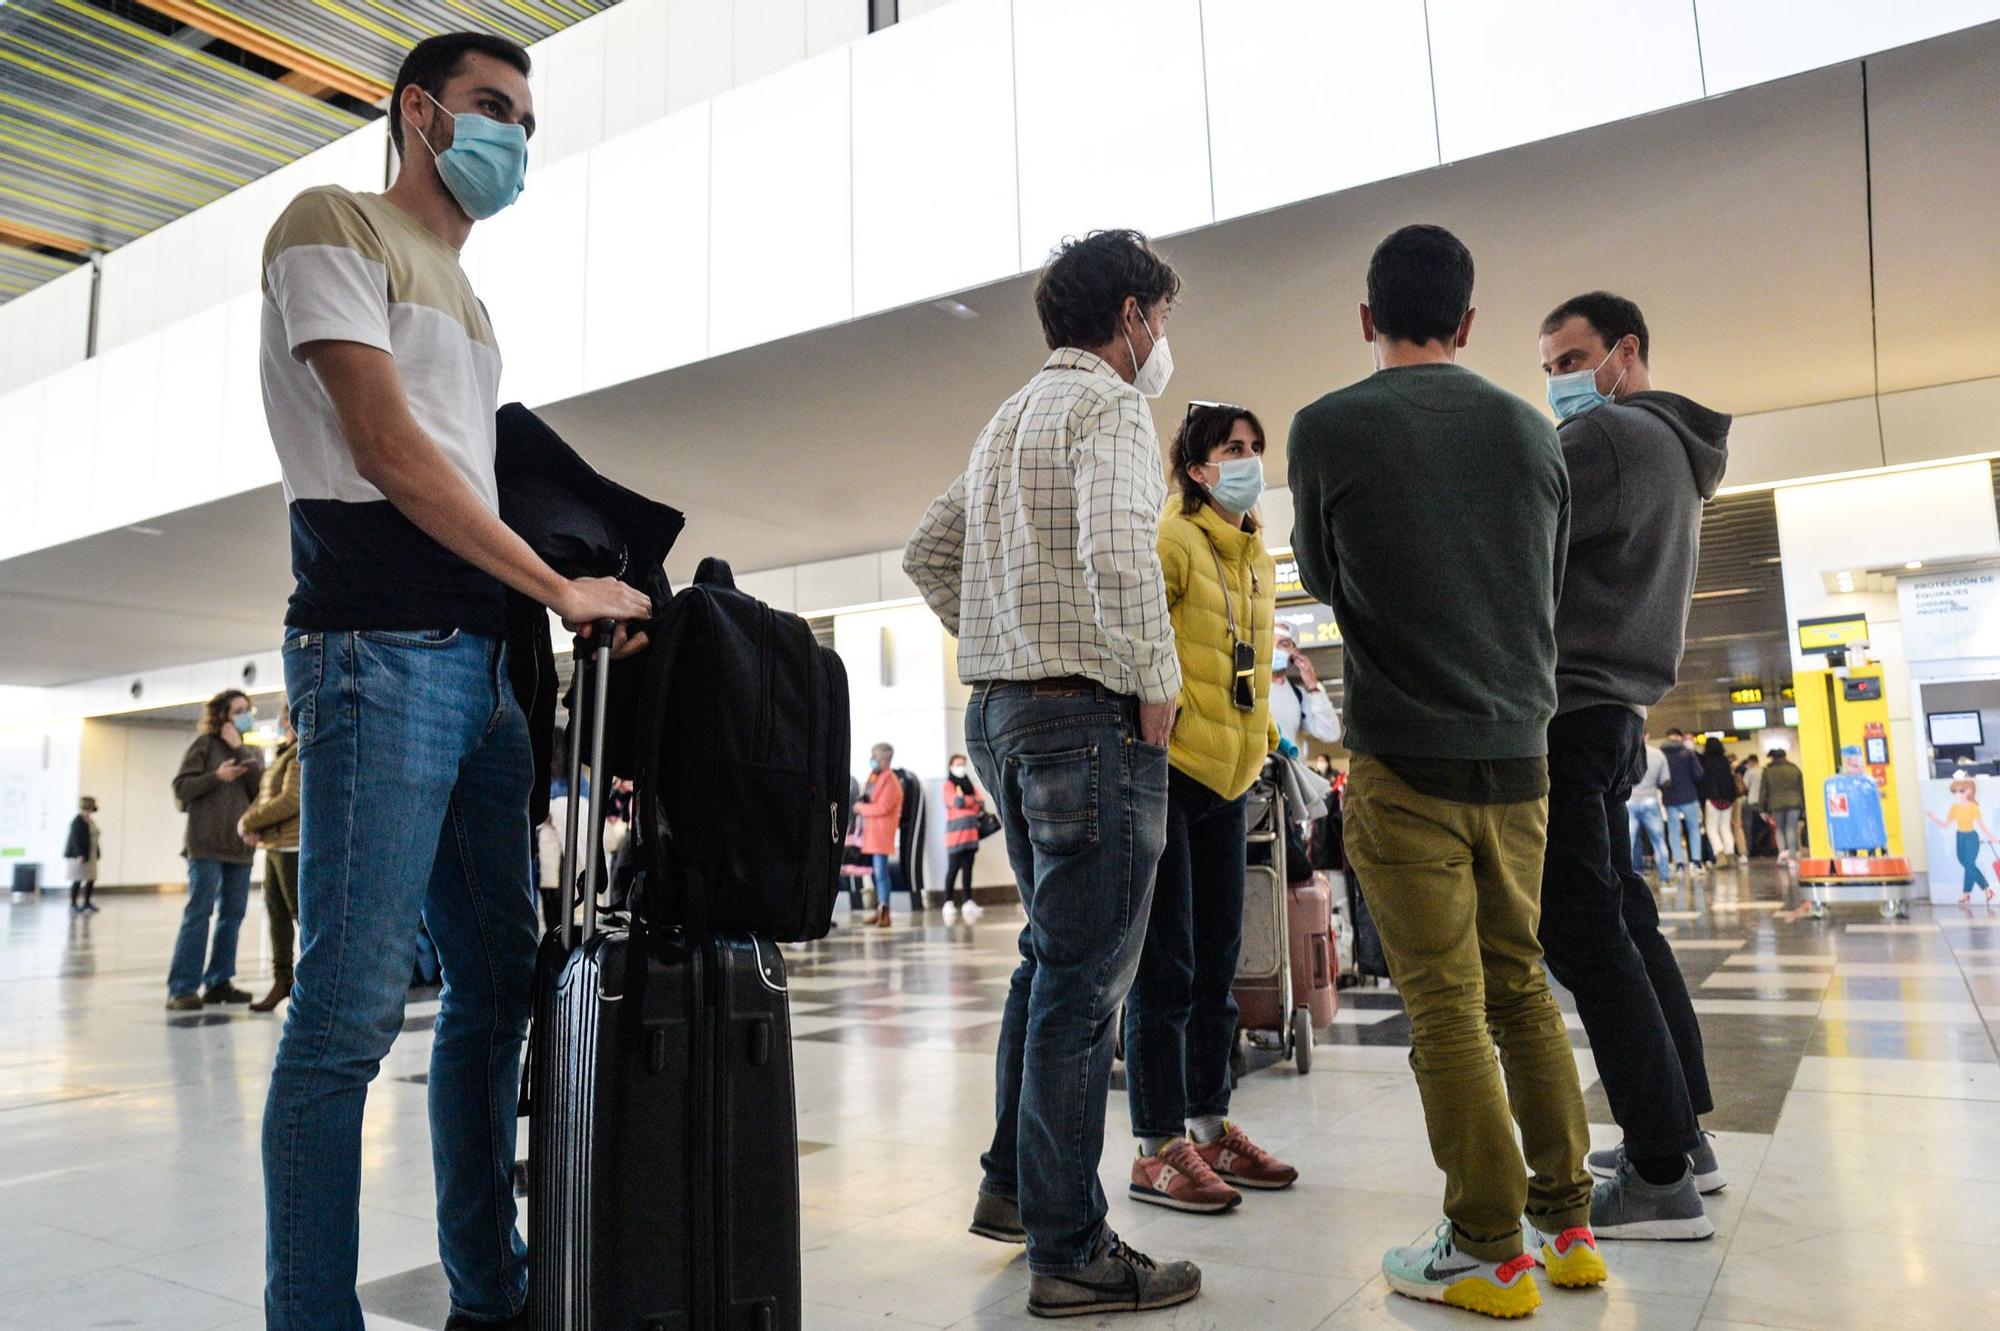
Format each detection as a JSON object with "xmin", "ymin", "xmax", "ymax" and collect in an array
[
  {"xmin": 241, "ymin": 704, "xmax": 303, "ymax": 1012},
  {"xmin": 1761, "ymin": 748, "xmax": 1806, "ymax": 864},
  {"xmin": 168, "ymin": 691, "xmax": 264, "ymax": 1010},
  {"xmin": 1270, "ymin": 623, "xmax": 1341, "ymax": 754},
  {"xmin": 1628, "ymin": 736, "xmax": 1672, "ymax": 876},
  {"xmin": 1534, "ymin": 292, "xmax": 1731, "ymax": 1245},
  {"xmin": 855, "ymin": 743, "xmax": 906, "ymax": 928},
  {"xmin": 257, "ymin": 32, "xmax": 651, "ymax": 1330},
  {"xmin": 905, "ymin": 229, "xmax": 1199, "ymax": 1318},
  {"xmin": 1124, "ymin": 401, "xmax": 1297, "ymax": 1216},
  {"xmin": 941, "ymin": 755, "xmax": 989, "ymax": 923},
  {"xmin": 1288, "ymin": 224, "xmax": 1600, "ymax": 1316},
  {"xmin": 1659, "ymin": 729, "xmax": 1707, "ymax": 876}
]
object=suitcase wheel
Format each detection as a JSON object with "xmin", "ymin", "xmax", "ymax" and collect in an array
[{"xmin": 1291, "ymin": 1007, "xmax": 1314, "ymax": 1076}]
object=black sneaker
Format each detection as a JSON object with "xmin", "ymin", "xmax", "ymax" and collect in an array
[
  {"xmin": 1027, "ymin": 1231, "xmax": 1200, "ymax": 1318},
  {"xmin": 203, "ymin": 983, "xmax": 254, "ymax": 1005},
  {"xmin": 969, "ymin": 1190, "xmax": 1027, "ymax": 1244}
]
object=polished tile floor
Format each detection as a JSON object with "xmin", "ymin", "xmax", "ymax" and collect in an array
[{"xmin": 3, "ymin": 863, "xmax": 1994, "ymax": 1329}]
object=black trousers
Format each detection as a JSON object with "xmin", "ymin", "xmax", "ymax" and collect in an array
[
  {"xmin": 944, "ymin": 848, "xmax": 977, "ymax": 905},
  {"xmin": 1539, "ymin": 705, "xmax": 1711, "ymax": 1158}
]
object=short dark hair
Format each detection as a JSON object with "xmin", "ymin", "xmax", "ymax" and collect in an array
[
  {"xmin": 1366, "ymin": 224, "xmax": 1474, "ymax": 346},
  {"xmin": 1170, "ymin": 404, "xmax": 1266, "ymax": 522},
  {"xmin": 390, "ymin": 33, "xmax": 532, "ymax": 155},
  {"xmin": 1033, "ymin": 230, "xmax": 1181, "ymax": 352},
  {"xmin": 1541, "ymin": 291, "xmax": 1650, "ymax": 364},
  {"xmin": 1666, "ymin": 728, "xmax": 1685, "ymax": 738}
]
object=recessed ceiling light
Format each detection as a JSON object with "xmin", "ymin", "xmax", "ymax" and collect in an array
[
  {"xmin": 1905, "ymin": 560, "xmax": 1924, "ymax": 570},
  {"xmin": 125, "ymin": 524, "xmax": 164, "ymax": 536},
  {"xmin": 931, "ymin": 299, "xmax": 979, "ymax": 321},
  {"xmin": 1691, "ymin": 587, "xmax": 1752, "ymax": 600}
]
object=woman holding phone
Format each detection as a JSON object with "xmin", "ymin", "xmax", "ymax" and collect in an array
[{"xmin": 1123, "ymin": 402, "xmax": 1298, "ymax": 1215}]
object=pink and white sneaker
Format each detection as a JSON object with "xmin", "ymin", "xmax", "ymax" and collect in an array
[{"xmin": 1130, "ymin": 1139, "xmax": 1241, "ymax": 1213}]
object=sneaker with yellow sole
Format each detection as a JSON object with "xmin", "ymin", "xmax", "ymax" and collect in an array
[
  {"xmin": 1382, "ymin": 1222, "xmax": 1541, "ymax": 1320},
  {"xmin": 1524, "ymin": 1221, "xmax": 1609, "ymax": 1289}
]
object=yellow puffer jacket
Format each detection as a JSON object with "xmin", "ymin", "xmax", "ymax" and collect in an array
[{"xmin": 1159, "ymin": 495, "xmax": 1278, "ymax": 800}]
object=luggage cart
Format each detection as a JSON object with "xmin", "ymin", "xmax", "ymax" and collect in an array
[
  {"xmin": 1232, "ymin": 768, "xmax": 1315, "ymax": 1073},
  {"xmin": 1798, "ymin": 856, "xmax": 1915, "ymax": 919}
]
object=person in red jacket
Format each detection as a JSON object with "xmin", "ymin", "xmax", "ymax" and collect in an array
[
  {"xmin": 942, "ymin": 754, "xmax": 989, "ymax": 923},
  {"xmin": 856, "ymin": 743, "xmax": 905, "ymax": 928}
]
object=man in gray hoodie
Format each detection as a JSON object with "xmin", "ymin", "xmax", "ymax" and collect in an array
[{"xmin": 1533, "ymin": 292, "xmax": 1730, "ymax": 1242}]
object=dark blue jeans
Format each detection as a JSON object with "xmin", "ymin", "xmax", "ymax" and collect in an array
[
  {"xmin": 263, "ymin": 629, "xmax": 539, "ymax": 1330},
  {"xmin": 871, "ymin": 852, "xmax": 905, "ymax": 908},
  {"xmin": 167, "ymin": 858, "xmax": 252, "ymax": 996},
  {"xmin": 1124, "ymin": 766, "xmax": 1247, "ymax": 1138},
  {"xmin": 968, "ymin": 680, "xmax": 1169, "ymax": 1275}
]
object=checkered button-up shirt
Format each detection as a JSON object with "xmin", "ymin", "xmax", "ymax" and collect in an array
[{"xmin": 904, "ymin": 348, "xmax": 1182, "ymax": 704}]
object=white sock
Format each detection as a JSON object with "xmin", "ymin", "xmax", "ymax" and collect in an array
[
  {"xmin": 1139, "ymin": 1136, "xmax": 1176, "ymax": 1156},
  {"xmin": 1187, "ymin": 1116, "xmax": 1227, "ymax": 1144}
]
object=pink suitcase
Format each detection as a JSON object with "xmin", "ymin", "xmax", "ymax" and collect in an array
[{"xmin": 1288, "ymin": 875, "xmax": 1339, "ymax": 1029}]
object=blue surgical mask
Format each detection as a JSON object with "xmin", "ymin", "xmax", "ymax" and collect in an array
[
  {"xmin": 1205, "ymin": 457, "xmax": 1266, "ymax": 516},
  {"xmin": 1271, "ymin": 648, "xmax": 1291, "ymax": 675},
  {"xmin": 415, "ymin": 89, "xmax": 527, "ymax": 221},
  {"xmin": 1546, "ymin": 345, "xmax": 1626, "ymax": 422}
]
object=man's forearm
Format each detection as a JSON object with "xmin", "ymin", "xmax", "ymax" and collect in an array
[{"xmin": 361, "ymin": 430, "xmax": 569, "ymax": 609}]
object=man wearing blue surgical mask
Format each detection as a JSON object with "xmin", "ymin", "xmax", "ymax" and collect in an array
[
  {"xmin": 258, "ymin": 32, "xmax": 650, "ymax": 1331},
  {"xmin": 1533, "ymin": 293, "xmax": 1731, "ymax": 1246}
]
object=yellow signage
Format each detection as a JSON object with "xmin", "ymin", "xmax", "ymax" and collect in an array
[
  {"xmin": 1729, "ymin": 686, "xmax": 1764, "ymax": 705},
  {"xmin": 1797, "ymin": 614, "xmax": 1869, "ymax": 652}
]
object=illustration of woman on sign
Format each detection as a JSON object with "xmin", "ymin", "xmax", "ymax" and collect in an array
[{"xmin": 1928, "ymin": 777, "xmax": 1999, "ymax": 904}]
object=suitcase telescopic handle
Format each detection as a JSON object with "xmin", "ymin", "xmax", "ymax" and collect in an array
[{"xmin": 558, "ymin": 621, "xmax": 619, "ymax": 950}]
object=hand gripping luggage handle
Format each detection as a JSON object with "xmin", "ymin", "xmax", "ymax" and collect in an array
[{"xmin": 559, "ymin": 620, "xmax": 618, "ymax": 950}]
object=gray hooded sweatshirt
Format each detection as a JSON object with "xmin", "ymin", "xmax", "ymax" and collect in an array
[{"xmin": 1554, "ymin": 390, "xmax": 1730, "ymax": 714}]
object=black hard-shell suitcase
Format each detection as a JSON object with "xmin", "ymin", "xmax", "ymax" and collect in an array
[{"xmin": 526, "ymin": 624, "xmax": 803, "ymax": 1331}]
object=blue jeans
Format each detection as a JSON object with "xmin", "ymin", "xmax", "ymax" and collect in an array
[
  {"xmin": 263, "ymin": 629, "xmax": 539, "ymax": 1330},
  {"xmin": 1665, "ymin": 802, "xmax": 1703, "ymax": 868},
  {"xmin": 871, "ymin": 852, "xmax": 905, "ymax": 909},
  {"xmin": 1627, "ymin": 799, "xmax": 1670, "ymax": 874},
  {"xmin": 968, "ymin": 680, "xmax": 1169, "ymax": 1275},
  {"xmin": 1124, "ymin": 766, "xmax": 1247, "ymax": 1138},
  {"xmin": 167, "ymin": 858, "xmax": 252, "ymax": 996}
]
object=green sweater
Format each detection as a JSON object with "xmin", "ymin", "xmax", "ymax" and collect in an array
[{"xmin": 1287, "ymin": 363, "xmax": 1569, "ymax": 761}]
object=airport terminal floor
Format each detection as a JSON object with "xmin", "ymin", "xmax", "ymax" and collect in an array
[{"xmin": 5, "ymin": 862, "xmax": 1996, "ymax": 1330}]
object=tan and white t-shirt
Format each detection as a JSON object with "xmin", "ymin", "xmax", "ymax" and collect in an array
[{"xmin": 260, "ymin": 185, "xmax": 507, "ymax": 634}]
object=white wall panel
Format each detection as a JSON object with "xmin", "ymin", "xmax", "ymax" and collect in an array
[
  {"xmin": 583, "ymin": 105, "xmax": 711, "ymax": 389},
  {"xmin": 603, "ymin": 0, "xmax": 672, "ymax": 137},
  {"xmin": 217, "ymin": 292, "xmax": 275, "ymax": 487},
  {"xmin": 796, "ymin": 552, "xmax": 879, "ymax": 613},
  {"xmin": 807, "ymin": 0, "xmax": 868, "ymax": 55},
  {"xmin": 0, "ymin": 383, "xmax": 45, "ymax": 560},
  {"xmin": 1879, "ymin": 374, "xmax": 2000, "ymax": 468},
  {"xmin": 1012, "ymin": 0, "xmax": 1212, "ymax": 267},
  {"xmin": 669, "ymin": 0, "xmax": 736, "ymax": 111},
  {"xmin": 531, "ymin": 18, "xmax": 609, "ymax": 167},
  {"xmin": 91, "ymin": 334, "xmax": 162, "ymax": 535},
  {"xmin": 1204, "ymin": 0, "xmax": 1438, "ymax": 221},
  {"xmin": 1723, "ymin": 395, "xmax": 1884, "ymax": 491},
  {"xmin": 708, "ymin": 50, "xmax": 852, "ymax": 355},
  {"xmin": 153, "ymin": 305, "xmax": 230, "ymax": 517},
  {"xmin": 1427, "ymin": 0, "xmax": 1704, "ymax": 163},
  {"xmin": 34, "ymin": 360, "xmax": 99, "ymax": 550},
  {"xmin": 1698, "ymin": 0, "xmax": 2000, "ymax": 94},
  {"xmin": 0, "ymin": 266, "xmax": 91, "ymax": 393},
  {"xmin": 736, "ymin": 0, "xmax": 808, "ymax": 83},
  {"xmin": 482, "ymin": 155, "xmax": 592, "ymax": 409},
  {"xmin": 851, "ymin": 0, "xmax": 1018, "ymax": 315}
]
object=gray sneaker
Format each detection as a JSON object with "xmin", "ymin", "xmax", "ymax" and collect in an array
[
  {"xmin": 969, "ymin": 1191, "xmax": 1027, "ymax": 1245},
  {"xmin": 1587, "ymin": 1132, "xmax": 1727, "ymax": 1195},
  {"xmin": 1590, "ymin": 1159, "xmax": 1715, "ymax": 1241},
  {"xmin": 1027, "ymin": 1232, "xmax": 1200, "ymax": 1319},
  {"xmin": 1686, "ymin": 1132, "xmax": 1726, "ymax": 1195}
]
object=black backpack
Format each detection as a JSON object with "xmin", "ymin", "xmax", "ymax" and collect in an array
[{"xmin": 629, "ymin": 557, "xmax": 851, "ymax": 941}]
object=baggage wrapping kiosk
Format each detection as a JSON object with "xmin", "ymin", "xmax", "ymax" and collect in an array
[{"xmin": 1792, "ymin": 613, "xmax": 1914, "ymax": 917}]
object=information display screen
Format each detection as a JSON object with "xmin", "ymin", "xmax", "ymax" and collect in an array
[{"xmin": 1929, "ymin": 711, "xmax": 1985, "ymax": 748}]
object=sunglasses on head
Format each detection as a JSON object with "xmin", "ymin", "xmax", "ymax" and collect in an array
[{"xmin": 1184, "ymin": 398, "xmax": 1244, "ymax": 425}]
